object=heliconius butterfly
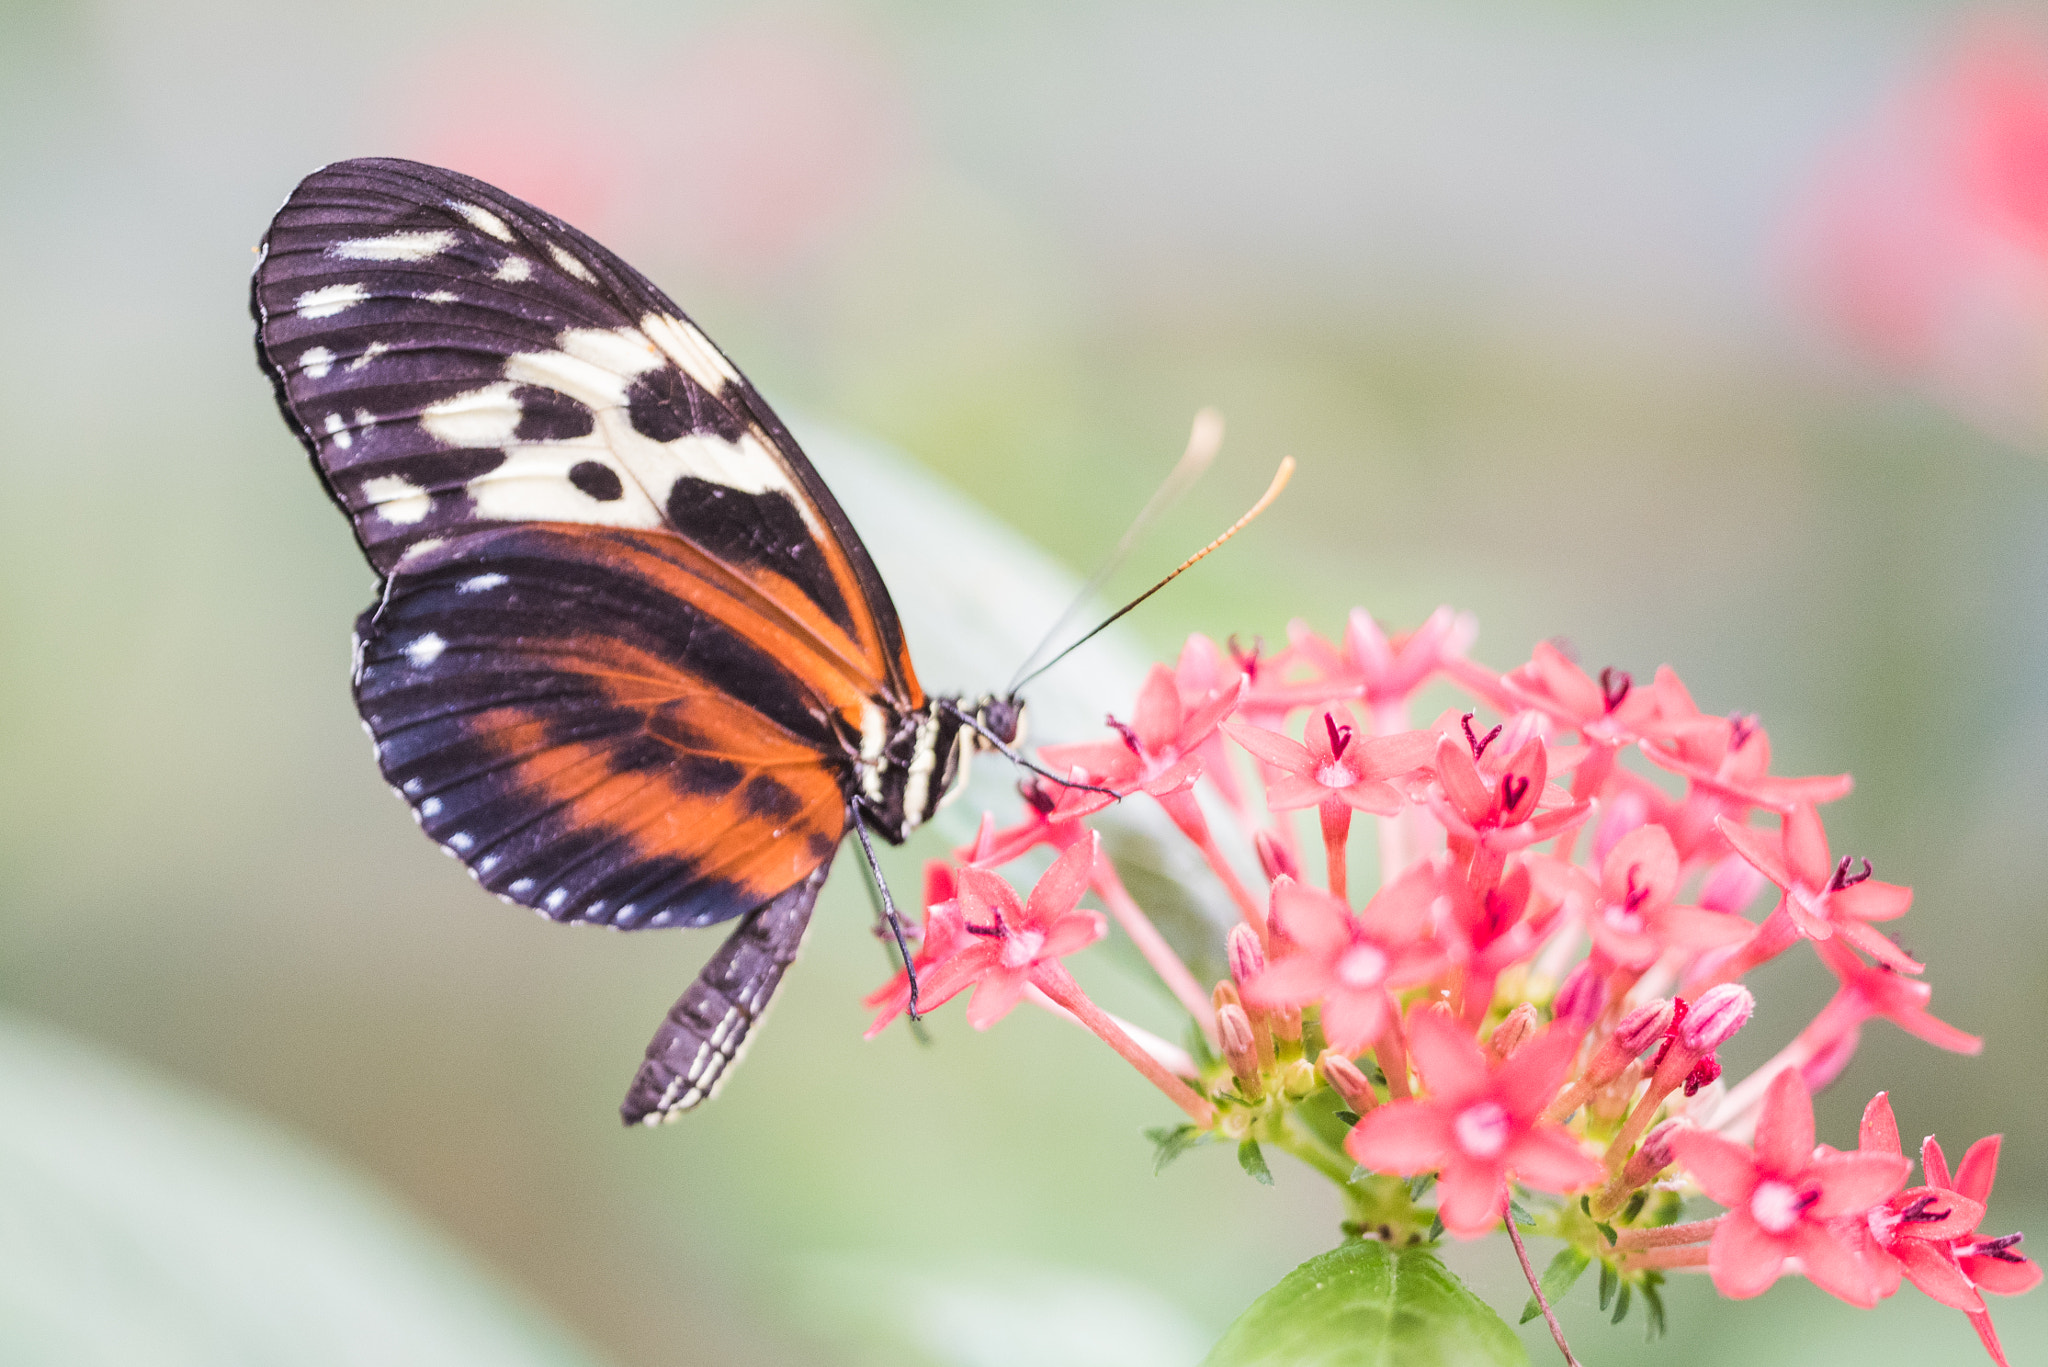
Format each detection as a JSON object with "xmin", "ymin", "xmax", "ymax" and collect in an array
[{"xmin": 251, "ymin": 158, "xmax": 1030, "ymax": 1125}]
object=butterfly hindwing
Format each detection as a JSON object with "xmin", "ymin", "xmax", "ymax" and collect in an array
[
  {"xmin": 356, "ymin": 523, "xmax": 855, "ymax": 930},
  {"xmin": 253, "ymin": 156, "xmax": 918, "ymax": 704},
  {"xmin": 621, "ymin": 859, "xmax": 829, "ymax": 1124}
]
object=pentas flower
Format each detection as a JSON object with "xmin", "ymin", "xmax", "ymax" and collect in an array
[
  {"xmin": 1580, "ymin": 823, "xmax": 1755, "ymax": 971},
  {"xmin": 1222, "ymin": 709, "xmax": 1434, "ymax": 898},
  {"xmin": 1809, "ymin": 935, "xmax": 1982, "ymax": 1055},
  {"xmin": 1716, "ymin": 803, "xmax": 1922, "ymax": 974},
  {"xmin": 1038, "ymin": 665, "xmax": 1245, "ymax": 816},
  {"xmin": 1347, "ymin": 1008, "xmax": 1601, "ymax": 1237},
  {"xmin": 1498, "ymin": 644, "xmax": 1659, "ymax": 803},
  {"xmin": 1245, "ymin": 866, "xmax": 1444, "ymax": 1054},
  {"xmin": 1431, "ymin": 724, "xmax": 1588, "ymax": 887},
  {"xmin": 1639, "ymin": 669, "xmax": 1853, "ymax": 812},
  {"xmin": 1668, "ymin": 1070, "xmax": 1908, "ymax": 1306},
  {"xmin": 862, "ymin": 869, "xmax": 971, "ymax": 1038},
  {"xmin": 914, "ymin": 836, "xmax": 1107, "ymax": 1029}
]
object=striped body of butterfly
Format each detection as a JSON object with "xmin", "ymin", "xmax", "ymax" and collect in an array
[{"xmin": 252, "ymin": 158, "xmax": 1017, "ymax": 1125}]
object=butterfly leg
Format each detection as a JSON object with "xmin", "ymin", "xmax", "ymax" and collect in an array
[
  {"xmin": 848, "ymin": 802, "xmax": 921, "ymax": 1019},
  {"xmin": 620, "ymin": 861, "xmax": 830, "ymax": 1126}
]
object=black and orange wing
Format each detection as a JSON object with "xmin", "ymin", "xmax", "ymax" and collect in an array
[{"xmin": 252, "ymin": 160, "xmax": 921, "ymax": 1119}]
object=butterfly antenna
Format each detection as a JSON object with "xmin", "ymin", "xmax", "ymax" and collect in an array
[
  {"xmin": 1005, "ymin": 408, "xmax": 1226, "ymax": 695},
  {"xmin": 1010, "ymin": 456, "xmax": 1295, "ymax": 694}
]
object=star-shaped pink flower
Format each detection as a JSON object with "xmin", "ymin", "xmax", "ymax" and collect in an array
[
  {"xmin": 914, "ymin": 835, "xmax": 1107, "ymax": 1029},
  {"xmin": 1345, "ymin": 1008, "xmax": 1601, "ymax": 1237},
  {"xmin": 1668, "ymin": 1070, "xmax": 1909, "ymax": 1307},
  {"xmin": 1715, "ymin": 804, "xmax": 1922, "ymax": 974},
  {"xmin": 1639, "ymin": 668, "xmax": 1853, "ymax": 812},
  {"xmin": 1583, "ymin": 823, "xmax": 1754, "ymax": 971},
  {"xmin": 1244, "ymin": 865, "xmax": 1445, "ymax": 1054},
  {"xmin": 1037, "ymin": 666, "xmax": 1245, "ymax": 829}
]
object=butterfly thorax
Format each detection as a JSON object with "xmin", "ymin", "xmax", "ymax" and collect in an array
[{"xmin": 854, "ymin": 693, "xmax": 1022, "ymax": 843}]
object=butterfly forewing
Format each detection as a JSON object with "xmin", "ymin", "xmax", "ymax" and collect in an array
[{"xmin": 253, "ymin": 157, "xmax": 918, "ymax": 705}]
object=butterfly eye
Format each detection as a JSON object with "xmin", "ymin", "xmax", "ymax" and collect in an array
[{"xmin": 981, "ymin": 695, "xmax": 1025, "ymax": 747}]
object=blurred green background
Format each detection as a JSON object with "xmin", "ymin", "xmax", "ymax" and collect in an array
[{"xmin": 3, "ymin": 2, "xmax": 2045, "ymax": 1363}]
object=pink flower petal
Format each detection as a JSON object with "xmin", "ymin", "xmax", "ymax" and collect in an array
[
  {"xmin": 1132, "ymin": 665, "xmax": 1185, "ymax": 754},
  {"xmin": 1270, "ymin": 881, "xmax": 1353, "ymax": 956},
  {"xmin": 1966, "ymin": 1252, "xmax": 2044, "ymax": 1297},
  {"xmin": 1860, "ymin": 1092, "xmax": 1902, "ymax": 1158},
  {"xmin": 1793, "ymin": 1219, "xmax": 1887, "ymax": 1308},
  {"xmin": 1355, "ymin": 729, "xmax": 1438, "ymax": 779},
  {"xmin": 1038, "ymin": 909, "xmax": 1106, "ymax": 961},
  {"xmin": 1921, "ymin": 1134, "xmax": 1955, "ymax": 1193},
  {"xmin": 1809, "ymin": 1151, "xmax": 1911, "ymax": 1218},
  {"xmin": 1223, "ymin": 718, "xmax": 1311, "ymax": 771},
  {"xmin": 1435, "ymin": 1158, "xmax": 1508, "ymax": 1238},
  {"xmin": 1244, "ymin": 957, "xmax": 1336, "ymax": 1010},
  {"xmin": 1894, "ymin": 1239, "xmax": 1986, "ymax": 1311},
  {"xmin": 1834, "ymin": 916, "xmax": 1925, "ymax": 974},
  {"xmin": 1318, "ymin": 989, "xmax": 1391, "ymax": 1056},
  {"xmin": 1715, "ymin": 815, "xmax": 1795, "ymax": 890},
  {"xmin": 1832, "ymin": 878, "xmax": 1913, "ymax": 922},
  {"xmin": 1670, "ymin": 1129, "xmax": 1762, "ymax": 1209},
  {"xmin": 1890, "ymin": 1187, "xmax": 1986, "ymax": 1241},
  {"xmin": 1953, "ymin": 1135, "xmax": 2002, "ymax": 1206},
  {"xmin": 964, "ymin": 966, "xmax": 1030, "ymax": 1029},
  {"xmin": 1404, "ymin": 1007, "xmax": 1490, "ymax": 1099},
  {"xmin": 1495, "ymin": 1026, "xmax": 1577, "ymax": 1120},
  {"xmin": 1602, "ymin": 824, "xmax": 1679, "ymax": 906},
  {"xmin": 1647, "ymin": 904, "xmax": 1757, "ymax": 951},
  {"xmin": 1434, "ymin": 733, "xmax": 1493, "ymax": 825},
  {"xmin": 1346, "ymin": 1099, "xmax": 1452, "ymax": 1174},
  {"xmin": 1262, "ymin": 774, "xmax": 1331, "ymax": 811},
  {"xmin": 1358, "ymin": 859, "xmax": 1442, "ymax": 943},
  {"xmin": 1754, "ymin": 1070, "xmax": 1817, "ymax": 1178},
  {"xmin": 1710, "ymin": 1209, "xmax": 1792, "ymax": 1299},
  {"xmin": 1505, "ymin": 1125, "xmax": 1602, "ymax": 1194},
  {"xmin": 1783, "ymin": 804, "xmax": 1832, "ymax": 889},
  {"xmin": 1176, "ymin": 673, "xmax": 1249, "ymax": 748},
  {"xmin": 1025, "ymin": 832, "xmax": 1098, "ymax": 925},
  {"xmin": 1337, "ymin": 780, "xmax": 1404, "ymax": 815}
]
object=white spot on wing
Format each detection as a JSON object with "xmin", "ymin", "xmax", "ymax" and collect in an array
[
  {"xmin": 548, "ymin": 243, "xmax": 596, "ymax": 282},
  {"xmin": 421, "ymin": 381, "xmax": 522, "ymax": 448},
  {"xmin": 544, "ymin": 887, "xmax": 569, "ymax": 911},
  {"xmin": 331, "ymin": 230, "xmax": 459, "ymax": 261},
  {"xmin": 448, "ymin": 200, "xmax": 515, "ymax": 242},
  {"xmin": 406, "ymin": 632, "xmax": 447, "ymax": 667},
  {"xmin": 509, "ymin": 877, "xmax": 535, "ymax": 895},
  {"xmin": 421, "ymin": 290, "xmax": 459, "ymax": 304},
  {"xmin": 448, "ymin": 832, "xmax": 474, "ymax": 851},
  {"xmin": 347, "ymin": 340, "xmax": 389, "ymax": 372},
  {"xmin": 459, "ymin": 572, "xmax": 508, "ymax": 593},
  {"xmin": 400, "ymin": 536, "xmax": 445, "ymax": 562},
  {"xmin": 492, "ymin": 256, "xmax": 533, "ymax": 282},
  {"xmin": 419, "ymin": 797, "xmax": 443, "ymax": 817},
  {"xmin": 361, "ymin": 475, "xmax": 431, "ymax": 524},
  {"xmin": 298, "ymin": 346, "xmax": 334, "ymax": 378},
  {"xmin": 323, "ymin": 412, "xmax": 353, "ymax": 450},
  {"xmin": 642, "ymin": 314, "xmax": 739, "ymax": 394},
  {"xmin": 295, "ymin": 283, "xmax": 368, "ymax": 318}
]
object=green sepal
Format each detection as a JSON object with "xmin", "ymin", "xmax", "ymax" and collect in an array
[
  {"xmin": 1610, "ymin": 1280, "xmax": 1633, "ymax": 1325},
  {"xmin": 1334, "ymin": 1110, "xmax": 1360, "ymax": 1127},
  {"xmin": 1594, "ymin": 1222, "xmax": 1617, "ymax": 1246},
  {"xmin": 1598, "ymin": 1259, "xmax": 1618, "ymax": 1311},
  {"xmin": 1640, "ymin": 1272, "xmax": 1667, "ymax": 1340},
  {"xmin": 1239, "ymin": 1139, "xmax": 1274, "ymax": 1186},
  {"xmin": 1201, "ymin": 1239, "xmax": 1530, "ymax": 1366},
  {"xmin": 1146, "ymin": 1123, "xmax": 1208, "ymax": 1175},
  {"xmin": 1518, "ymin": 1246, "xmax": 1591, "ymax": 1324}
]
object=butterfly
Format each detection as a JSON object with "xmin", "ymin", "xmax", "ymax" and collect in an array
[{"xmin": 251, "ymin": 158, "xmax": 1023, "ymax": 1125}]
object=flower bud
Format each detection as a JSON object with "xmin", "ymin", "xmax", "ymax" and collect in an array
[
  {"xmin": 1623, "ymin": 1120, "xmax": 1684, "ymax": 1186},
  {"xmin": 1489, "ymin": 1003, "xmax": 1539, "ymax": 1060},
  {"xmin": 1219, "ymin": 1004, "xmax": 1263, "ymax": 1098},
  {"xmin": 1679, "ymin": 985, "xmax": 1754, "ymax": 1054},
  {"xmin": 1218, "ymin": 1108, "xmax": 1253, "ymax": 1140},
  {"xmin": 1553, "ymin": 961, "xmax": 1607, "ymax": 1031},
  {"xmin": 1228, "ymin": 923, "xmax": 1267, "ymax": 990},
  {"xmin": 1317, "ymin": 1050, "xmax": 1379, "ymax": 1116},
  {"xmin": 1254, "ymin": 829, "xmax": 1299, "ymax": 883},
  {"xmin": 1270, "ymin": 1003, "xmax": 1303, "ymax": 1050},
  {"xmin": 1615, "ymin": 999, "xmax": 1676, "ymax": 1056},
  {"xmin": 1212, "ymin": 980, "xmax": 1242, "ymax": 1012},
  {"xmin": 1280, "ymin": 1056, "xmax": 1317, "ymax": 1099}
]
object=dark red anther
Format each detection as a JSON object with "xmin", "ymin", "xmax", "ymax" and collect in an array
[
  {"xmin": 1972, "ymin": 1232, "xmax": 2027, "ymax": 1262},
  {"xmin": 1019, "ymin": 779, "xmax": 1057, "ymax": 815},
  {"xmin": 1728, "ymin": 712, "xmax": 1759, "ymax": 749},
  {"xmin": 1106, "ymin": 714, "xmax": 1143, "ymax": 756},
  {"xmin": 1461, "ymin": 713, "xmax": 1502, "ymax": 761},
  {"xmin": 1828, "ymin": 855, "xmax": 1874, "ymax": 892},
  {"xmin": 1324, "ymin": 711, "xmax": 1353, "ymax": 760},
  {"xmin": 1898, "ymin": 1193, "xmax": 1954, "ymax": 1225},
  {"xmin": 964, "ymin": 910, "xmax": 1008, "ymax": 938},
  {"xmin": 1228, "ymin": 634, "xmax": 1263, "ymax": 683},
  {"xmin": 1623, "ymin": 869, "xmax": 1651, "ymax": 913},
  {"xmin": 1499, "ymin": 774, "xmax": 1531, "ymax": 815},
  {"xmin": 1600, "ymin": 666, "xmax": 1633, "ymax": 713},
  {"xmin": 1682, "ymin": 1054, "xmax": 1722, "ymax": 1096},
  {"xmin": 1793, "ymin": 1187, "xmax": 1822, "ymax": 1217}
]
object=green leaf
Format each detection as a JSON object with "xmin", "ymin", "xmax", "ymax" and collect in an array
[
  {"xmin": 1334, "ymin": 1110, "xmax": 1360, "ymax": 1127},
  {"xmin": 1594, "ymin": 1222, "xmax": 1617, "ymax": 1246},
  {"xmin": 1598, "ymin": 1259, "xmax": 1619, "ymax": 1312},
  {"xmin": 1507, "ymin": 1199, "xmax": 1536, "ymax": 1229},
  {"xmin": 1611, "ymin": 1280, "xmax": 1633, "ymax": 1325},
  {"xmin": 1407, "ymin": 1173, "xmax": 1437, "ymax": 1200},
  {"xmin": 1146, "ymin": 1123, "xmax": 1206, "ymax": 1174},
  {"xmin": 1238, "ymin": 1139, "xmax": 1274, "ymax": 1186},
  {"xmin": 1518, "ymin": 1247, "xmax": 1590, "ymax": 1323},
  {"xmin": 1202, "ymin": 1239, "xmax": 1530, "ymax": 1366},
  {"xmin": 1640, "ymin": 1273, "xmax": 1667, "ymax": 1341},
  {"xmin": 0, "ymin": 1014, "xmax": 608, "ymax": 1367}
]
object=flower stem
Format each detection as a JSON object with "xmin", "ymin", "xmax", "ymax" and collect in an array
[
  {"xmin": 1619, "ymin": 1244, "xmax": 1711, "ymax": 1273},
  {"xmin": 1504, "ymin": 1184, "xmax": 1582, "ymax": 1367},
  {"xmin": 1610, "ymin": 1217, "xmax": 1721, "ymax": 1251},
  {"xmin": 1033, "ymin": 965, "xmax": 1216, "ymax": 1127}
]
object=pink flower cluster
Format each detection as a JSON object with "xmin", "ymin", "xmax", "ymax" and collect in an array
[{"xmin": 864, "ymin": 608, "xmax": 2035, "ymax": 1361}]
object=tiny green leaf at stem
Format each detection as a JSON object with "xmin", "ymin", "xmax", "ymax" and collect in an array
[{"xmin": 1239, "ymin": 1139, "xmax": 1275, "ymax": 1186}]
